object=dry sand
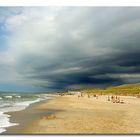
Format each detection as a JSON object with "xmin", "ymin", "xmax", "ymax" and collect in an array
[{"xmin": 6, "ymin": 94, "xmax": 139, "ymax": 134}]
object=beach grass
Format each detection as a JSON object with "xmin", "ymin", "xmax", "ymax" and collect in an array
[{"xmin": 74, "ymin": 83, "xmax": 140, "ymax": 96}]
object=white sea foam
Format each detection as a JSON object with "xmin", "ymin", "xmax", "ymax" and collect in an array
[
  {"xmin": 0, "ymin": 111, "xmax": 18, "ymax": 133},
  {"xmin": 14, "ymin": 98, "xmax": 43, "ymax": 112},
  {"xmin": 15, "ymin": 95, "xmax": 21, "ymax": 98},
  {"xmin": 0, "ymin": 128, "xmax": 6, "ymax": 133},
  {"xmin": 0, "ymin": 94, "xmax": 47, "ymax": 134},
  {"xmin": 4, "ymin": 96, "xmax": 13, "ymax": 99}
]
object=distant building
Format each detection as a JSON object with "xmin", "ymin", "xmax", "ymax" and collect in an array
[{"xmin": 68, "ymin": 91, "xmax": 81, "ymax": 95}]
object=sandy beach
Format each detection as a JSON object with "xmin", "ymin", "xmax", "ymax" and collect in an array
[{"xmin": 3, "ymin": 94, "xmax": 140, "ymax": 134}]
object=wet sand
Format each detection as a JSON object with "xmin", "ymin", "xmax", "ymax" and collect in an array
[
  {"xmin": 3, "ymin": 95, "xmax": 57, "ymax": 134},
  {"xmin": 3, "ymin": 94, "xmax": 140, "ymax": 134}
]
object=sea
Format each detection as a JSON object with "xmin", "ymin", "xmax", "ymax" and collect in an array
[{"xmin": 0, "ymin": 92, "xmax": 49, "ymax": 133}]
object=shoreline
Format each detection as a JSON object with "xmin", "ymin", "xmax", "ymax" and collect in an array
[
  {"xmin": 2, "ymin": 94, "xmax": 56, "ymax": 134},
  {"xmin": 2, "ymin": 94, "xmax": 140, "ymax": 134}
]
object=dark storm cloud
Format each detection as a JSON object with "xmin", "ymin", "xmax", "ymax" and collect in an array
[
  {"xmin": 1, "ymin": 7, "xmax": 140, "ymax": 91},
  {"xmin": 23, "ymin": 49, "xmax": 140, "ymax": 90}
]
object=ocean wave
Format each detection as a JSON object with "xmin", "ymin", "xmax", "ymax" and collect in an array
[
  {"xmin": 15, "ymin": 96, "xmax": 21, "ymax": 98},
  {"xmin": 0, "ymin": 111, "xmax": 18, "ymax": 133},
  {"xmin": 4, "ymin": 96, "xmax": 13, "ymax": 99},
  {"xmin": 0, "ymin": 94, "xmax": 47, "ymax": 133}
]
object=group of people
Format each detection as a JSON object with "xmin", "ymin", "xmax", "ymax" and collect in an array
[
  {"xmin": 87, "ymin": 94, "xmax": 99, "ymax": 99},
  {"xmin": 78, "ymin": 93, "xmax": 84, "ymax": 99},
  {"xmin": 77, "ymin": 93, "xmax": 124, "ymax": 104},
  {"xmin": 78, "ymin": 93, "xmax": 99, "ymax": 99},
  {"xmin": 108, "ymin": 95, "xmax": 124, "ymax": 104}
]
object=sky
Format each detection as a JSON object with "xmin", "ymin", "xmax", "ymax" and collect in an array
[{"xmin": 0, "ymin": 7, "xmax": 140, "ymax": 92}]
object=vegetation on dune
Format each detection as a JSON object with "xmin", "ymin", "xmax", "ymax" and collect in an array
[
  {"xmin": 74, "ymin": 83, "xmax": 140, "ymax": 96},
  {"xmin": 57, "ymin": 83, "xmax": 140, "ymax": 97}
]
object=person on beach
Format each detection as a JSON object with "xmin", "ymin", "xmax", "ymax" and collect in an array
[
  {"xmin": 111, "ymin": 95, "xmax": 114, "ymax": 102},
  {"xmin": 121, "ymin": 99, "xmax": 124, "ymax": 104},
  {"xmin": 96, "ymin": 94, "xmax": 98, "ymax": 99},
  {"xmin": 116, "ymin": 96, "xmax": 118, "ymax": 102},
  {"xmin": 78, "ymin": 95, "xmax": 80, "ymax": 99},
  {"xmin": 111, "ymin": 95, "xmax": 116, "ymax": 103},
  {"xmin": 108, "ymin": 96, "xmax": 110, "ymax": 101},
  {"xmin": 117, "ymin": 96, "xmax": 120, "ymax": 103}
]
